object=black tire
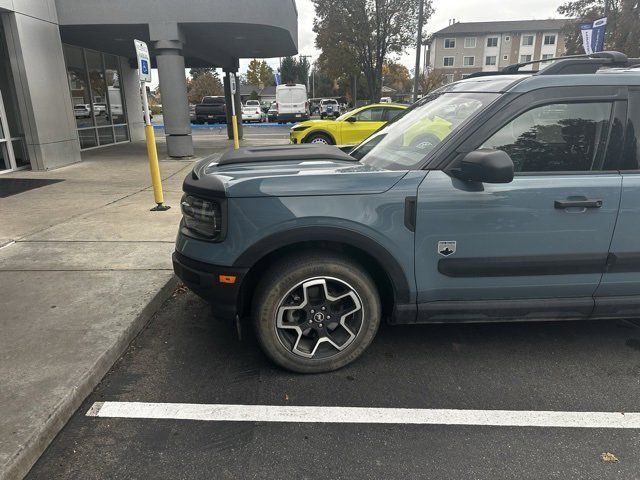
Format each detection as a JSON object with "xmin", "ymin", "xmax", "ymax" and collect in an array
[
  {"xmin": 253, "ymin": 253, "xmax": 381, "ymax": 373},
  {"xmin": 304, "ymin": 132, "xmax": 334, "ymax": 145}
]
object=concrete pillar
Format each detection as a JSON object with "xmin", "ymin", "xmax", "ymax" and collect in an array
[
  {"xmin": 223, "ymin": 70, "xmax": 243, "ymax": 141},
  {"xmin": 2, "ymin": 11, "xmax": 81, "ymax": 170},
  {"xmin": 150, "ymin": 23, "xmax": 193, "ymax": 157}
]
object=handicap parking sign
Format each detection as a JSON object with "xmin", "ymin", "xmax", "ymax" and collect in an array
[{"xmin": 134, "ymin": 39, "xmax": 152, "ymax": 83}]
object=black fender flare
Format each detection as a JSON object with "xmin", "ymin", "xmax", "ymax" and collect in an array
[{"xmin": 233, "ymin": 226, "xmax": 411, "ymax": 304}]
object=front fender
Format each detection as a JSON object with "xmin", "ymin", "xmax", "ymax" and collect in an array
[{"xmin": 233, "ymin": 225, "xmax": 411, "ymax": 304}]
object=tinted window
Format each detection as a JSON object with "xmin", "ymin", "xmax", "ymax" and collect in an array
[
  {"xmin": 354, "ymin": 107, "xmax": 384, "ymax": 121},
  {"xmin": 385, "ymin": 108, "xmax": 403, "ymax": 121},
  {"xmin": 482, "ymin": 102, "xmax": 612, "ymax": 172}
]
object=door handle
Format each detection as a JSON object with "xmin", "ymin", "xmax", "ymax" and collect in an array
[{"xmin": 554, "ymin": 197, "xmax": 603, "ymax": 209}]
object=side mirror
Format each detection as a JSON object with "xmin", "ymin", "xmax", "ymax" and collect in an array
[
  {"xmin": 345, "ymin": 116, "xmax": 357, "ymax": 123},
  {"xmin": 455, "ymin": 149, "xmax": 514, "ymax": 183}
]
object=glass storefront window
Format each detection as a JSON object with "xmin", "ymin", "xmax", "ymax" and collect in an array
[
  {"xmin": 86, "ymin": 50, "xmax": 110, "ymax": 127},
  {"xmin": 64, "ymin": 45, "xmax": 93, "ymax": 130},
  {"xmin": 11, "ymin": 139, "xmax": 29, "ymax": 167},
  {"xmin": 0, "ymin": 20, "xmax": 29, "ymax": 171},
  {"xmin": 63, "ymin": 45, "xmax": 129, "ymax": 150},
  {"xmin": 114, "ymin": 125, "xmax": 129, "ymax": 143},
  {"xmin": 0, "ymin": 143, "xmax": 9, "ymax": 170},
  {"xmin": 78, "ymin": 129, "xmax": 98, "ymax": 149},
  {"xmin": 105, "ymin": 55, "xmax": 126, "ymax": 126},
  {"xmin": 97, "ymin": 127, "xmax": 114, "ymax": 146}
]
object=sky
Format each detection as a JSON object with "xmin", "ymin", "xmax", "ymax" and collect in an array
[{"xmin": 150, "ymin": 0, "xmax": 567, "ymax": 88}]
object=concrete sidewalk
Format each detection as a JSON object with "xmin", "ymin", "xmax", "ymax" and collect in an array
[{"xmin": 0, "ymin": 140, "xmax": 214, "ymax": 480}]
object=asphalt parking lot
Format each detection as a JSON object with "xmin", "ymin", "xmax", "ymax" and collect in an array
[{"xmin": 27, "ymin": 287, "xmax": 640, "ymax": 479}]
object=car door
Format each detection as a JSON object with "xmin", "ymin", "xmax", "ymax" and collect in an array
[
  {"xmin": 341, "ymin": 107, "xmax": 386, "ymax": 145},
  {"xmin": 414, "ymin": 90, "xmax": 624, "ymax": 321},
  {"xmin": 594, "ymin": 88, "xmax": 640, "ymax": 317}
]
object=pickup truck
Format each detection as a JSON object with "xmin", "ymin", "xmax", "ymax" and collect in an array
[{"xmin": 194, "ymin": 96, "xmax": 227, "ymax": 124}]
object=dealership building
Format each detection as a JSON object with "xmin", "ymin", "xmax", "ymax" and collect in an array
[{"xmin": 0, "ymin": 0, "xmax": 298, "ymax": 172}]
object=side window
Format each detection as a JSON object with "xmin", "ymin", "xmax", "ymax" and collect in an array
[
  {"xmin": 385, "ymin": 108, "xmax": 403, "ymax": 122},
  {"xmin": 355, "ymin": 107, "xmax": 384, "ymax": 122},
  {"xmin": 482, "ymin": 102, "xmax": 612, "ymax": 172}
]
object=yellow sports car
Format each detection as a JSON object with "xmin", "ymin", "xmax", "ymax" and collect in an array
[{"xmin": 290, "ymin": 103, "xmax": 407, "ymax": 146}]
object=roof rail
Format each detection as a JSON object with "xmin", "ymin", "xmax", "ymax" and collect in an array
[{"xmin": 467, "ymin": 51, "xmax": 639, "ymax": 79}]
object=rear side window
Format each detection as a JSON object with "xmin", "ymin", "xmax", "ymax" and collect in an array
[{"xmin": 482, "ymin": 102, "xmax": 613, "ymax": 172}]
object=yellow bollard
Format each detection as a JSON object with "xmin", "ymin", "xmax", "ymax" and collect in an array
[
  {"xmin": 145, "ymin": 124, "xmax": 170, "ymax": 211},
  {"xmin": 231, "ymin": 115, "xmax": 240, "ymax": 150}
]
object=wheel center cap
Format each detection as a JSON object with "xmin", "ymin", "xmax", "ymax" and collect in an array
[{"xmin": 313, "ymin": 312, "xmax": 325, "ymax": 322}]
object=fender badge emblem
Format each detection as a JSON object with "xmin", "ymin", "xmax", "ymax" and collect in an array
[{"xmin": 438, "ymin": 241, "xmax": 456, "ymax": 257}]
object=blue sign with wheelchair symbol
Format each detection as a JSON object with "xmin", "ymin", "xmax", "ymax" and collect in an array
[{"xmin": 141, "ymin": 59, "xmax": 149, "ymax": 75}]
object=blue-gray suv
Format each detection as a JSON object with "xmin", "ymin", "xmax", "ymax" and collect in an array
[{"xmin": 173, "ymin": 52, "xmax": 640, "ymax": 372}]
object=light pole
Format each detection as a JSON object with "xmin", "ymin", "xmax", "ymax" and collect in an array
[{"xmin": 412, "ymin": 0, "xmax": 425, "ymax": 102}]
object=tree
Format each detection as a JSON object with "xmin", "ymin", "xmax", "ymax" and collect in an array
[
  {"xmin": 187, "ymin": 70, "xmax": 223, "ymax": 104},
  {"xmin": 382, "ymin": 61, "xmax": 412, "ymax": 93},
  {"xmin": 313, "ymin": 0, "xmax": 433, "ymax": 102},
  {"xmin": 281, "ymin": 56, "xmax": 297, "ymax": 83},
  {"xmin": 280, "ymin": 56, "xmax": 311, "ymax": 85},
  {"xmin": 419, "ymin": 69, "xmax": 446, "ymax": 94},
  {"xmin": 259, "ymin": 61, "xmax": 275, "ymax": 87},
  {"xmin": 189, "ymin": 68, "xmax": 214, "ymax": 80},
  {"xmin": 246, "ymin": 59, "xmax": 262, "ymax": 86},
  {"xmin": 296, "ymin": 56, "xmax": 310, "ymax": 87},
  {"xmin": 246, "ymin": 59, "xmax": 275, "ymax": 87},
  {"xmin": 558, "ymin": 0, "xmax": 640, "ymax": 57}
]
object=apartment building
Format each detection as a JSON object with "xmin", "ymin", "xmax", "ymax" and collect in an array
[{"xmin": 426, "ymin": 19, "xmax": 568, "ymax": 83}]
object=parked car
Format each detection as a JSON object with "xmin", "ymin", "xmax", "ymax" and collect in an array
[
  {"xmin": 73, "ymin": 104, "xmax": 91, "ymax": 118},
  {"xmin": 242, "ymin": 104, "xmax": 265, "ymax": 123},
  {"xmin": 289, "ymin": 103, "xmax": 406, "ymax": 146},
  {"xmin": 267, "ymin": 103, "xmax": 278, "ymax": 122},
  {"xmin": 319, "ymin": 99, "xmax": 340, "ymax": 119},
  {"xmin": 379, "ymin": 97, "xmax": 393, "ymax": 104},
  {"xmin": 194, "ymin": 96, "xmax": 227, "ymax": 124},
  {"xmin": 173, "ymin": 52, "xmax": 640, "ymax": 373},
  {"xmin": 276, "ymin": 83, "xmax": 309, "ymax": 123},
  {"xmin": 93, "ymin": 103, "xmax": 107, "ymax": 115}
]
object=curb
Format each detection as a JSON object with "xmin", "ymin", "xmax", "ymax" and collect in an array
[{"xmin": 0, "ymin": 275, "xmax": 179, "ymax": 480}]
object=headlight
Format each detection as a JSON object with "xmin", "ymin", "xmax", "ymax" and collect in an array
[
  {"xmin": 180, "ymin": 194, "xmax": 224, "ymax": 240},
  {"xmin": 292, "ymin": 125, "xmax": 310, "ymax": 132}
]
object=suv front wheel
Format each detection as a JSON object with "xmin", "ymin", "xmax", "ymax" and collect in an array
[{"xmin": 253, "ymin": 253, "xmax": 381, "ymax": 373}]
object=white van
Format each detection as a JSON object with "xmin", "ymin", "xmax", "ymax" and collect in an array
[{"xmin": 275, "ymin": 83, "xmax": 309, "ymax": 123}]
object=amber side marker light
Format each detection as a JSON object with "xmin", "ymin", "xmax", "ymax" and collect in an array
[{"xmin": 219, "ymin": 275, "xmax": 237, "ymax": 284}]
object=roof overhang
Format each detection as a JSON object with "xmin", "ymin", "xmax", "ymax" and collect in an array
[{"xmin": 55, "ymin": 0, "xmax": 298, "ymax": 68}]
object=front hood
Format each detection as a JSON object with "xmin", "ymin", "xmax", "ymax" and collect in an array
[
  {"xmin": 292, "ymin": 119, "xmax": 338, "ymax": 130},
  {"xmin": 183, "ymin": 146, "xmax": 407, "ymax": 198}
]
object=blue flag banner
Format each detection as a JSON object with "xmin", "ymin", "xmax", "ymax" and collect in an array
[{"xmin": 581, "ymin": 17, "xmax": 607, "ymax": 54}]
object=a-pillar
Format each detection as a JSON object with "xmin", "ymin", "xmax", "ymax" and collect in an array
[
  {"xmin": 223, "ymin": 70, "xmax": 243, "ymax": 141},
  {"xmin": 150, "ymin": 23, "xmax": 193, "ymax": 157}
]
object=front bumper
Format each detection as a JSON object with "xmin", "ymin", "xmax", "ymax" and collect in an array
[
  {"xmin": 278, "ymin": 113, "xmax": 309, "ymax": 123},
  {"xmin": 172, "ymin": 251, "xmax": 248, "ymax": 321}
]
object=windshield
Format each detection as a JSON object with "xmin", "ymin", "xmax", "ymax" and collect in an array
[{"xmin": 358, "ymin": 92, "xmax": 500, "ymax": 169}]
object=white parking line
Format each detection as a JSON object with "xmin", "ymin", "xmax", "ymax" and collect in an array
[{"xmin": 87, "ymin": 402, "xmax": 640, "ymax": 429}]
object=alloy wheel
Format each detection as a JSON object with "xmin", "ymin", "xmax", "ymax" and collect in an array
[{"xmin": 275, "ymin": 277, "xmax": 364, "ymax": 359}]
